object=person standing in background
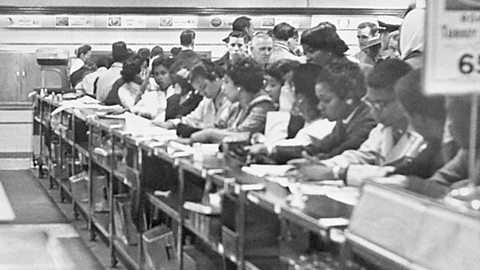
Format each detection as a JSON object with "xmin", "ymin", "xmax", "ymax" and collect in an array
[
  {"xmin": 353, "ymin": 22, "xmax": 378, "ymax": 65},
  {"xmin": 269, "ymin": 23, "xmax": 301, "ymax": 63},
  {"xmin": 250, "ymin": 32, "xmax": 273, "ymax": 69},
  {"xmin": 230, "ymin": 16, "xmax": 254, "ymax": 41},
  {"xmin": 215, "ymin": 31, "xmax": 249, "ymax": 72}
]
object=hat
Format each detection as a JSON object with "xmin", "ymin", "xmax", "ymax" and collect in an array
[
  {"xmin": 112, "ymin": 41, "xmax": 130, "ymax": 63},
  {"xmin": 364, "ymin": 35, "xmax": 382, "ymax": 50},
  {"xmin": 377, "ymin": 16, "xmax": 403, "ymax": 33}
]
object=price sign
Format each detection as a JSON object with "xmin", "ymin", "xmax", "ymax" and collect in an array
[{"xmin": 424, "ymin": 0, "xmax": 480, "ymax": 95}]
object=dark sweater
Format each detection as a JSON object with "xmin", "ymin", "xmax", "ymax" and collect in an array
[{"xmin": 305, "ymin": 102, "xmax": 377, "ymax": 159}]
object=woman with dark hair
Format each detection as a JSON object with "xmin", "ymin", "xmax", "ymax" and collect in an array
[
  {"xmin": 133, "ymin": 56, "xmax": 174, "ymax": 119},
  {"xmin": 155, "ymin": 59, "xmax": 231, "ymax": 136},
  {"xmin": 300, "ymin": 25, "xmax": 349, "ymax": 65},
  {"xmin": 104, "ymin": 54, "xmax": 143, "ymax": 109},
  {"xmin": 249, "ymin": 64, "xmax": 336, "ymax": 163},
  {"xmin": 190, "ymin": 57, "xmax": 275, "ymax": 143},
  {"xmin": 299, "ymin": 59, "xmax": 377, "ymax": 160},
  {"xmin": 264, "ymin": 59, "xmax": 300, "ymax": 105}
]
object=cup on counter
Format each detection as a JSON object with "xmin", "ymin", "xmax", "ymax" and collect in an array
[{"xmin": 192, "ymin": 143, "xmax": 221, "ymax": 167}]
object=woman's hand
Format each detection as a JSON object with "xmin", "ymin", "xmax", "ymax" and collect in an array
[
  {"xmin": 152, "ymin": 119, "xmax": 175, "ymax": 129},
  {"xmin": 296, "ymin": 164, "xmax": 334, "ymax": 181}
]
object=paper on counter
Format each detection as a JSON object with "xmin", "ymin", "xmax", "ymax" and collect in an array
[
  {"xmin": 297, "ymin": 183, "xmax": 359, "ymax": 206},
  {"xmin": 125, "ymin": 113, "xmax": 177, "ymax": 138},
  {"xmin": 241, "ymin": 164, "xmax": 295, "ymax": 178}
]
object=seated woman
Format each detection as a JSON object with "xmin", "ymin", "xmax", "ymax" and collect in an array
[
  {"xmin": 263, "ymin": 59, "xmax": 300, "ymax": 106},
  {"xmin": 104, "ymin": 54, "xmax": 143, "ymax": 109},
  {"xmin": 132, "ymin": 56, "xmax": 175, "ymax": 119},
  {"xmin": 165, "ymin": 74, "xmax": 203, "ymax": 120},
  {"xmin": 301, "ymin": 59, "xmax": 377, "ymax": 160},
  {"xmin": 154, "ymin": 59, "xmax": 232, "ymax": 136},
  {"xmin": 249, "ymin": 63, "xmax": 335, "ymax": 163},
  {"xmin": 190, "ymin": 57, "xmax": 276, "ymax": 143}
]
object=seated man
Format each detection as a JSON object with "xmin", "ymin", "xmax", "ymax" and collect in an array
[
  {"xmin": 393, "ymin": 69, "xmax": 446, "ymax": 178},
  {"xmin": 428, "ymin": 96, "xmax": 480, "ymax": 186},
  {"xmin": 294, "ymin": 59, "xmax": 421, "ymax": 186}
]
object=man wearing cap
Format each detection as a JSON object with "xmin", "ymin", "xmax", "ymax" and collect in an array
[
  {"xmin": 96, "ymin": 41, "xmax": 131, "ymax": 102},
  {"xmin": 363, "ymin": 35, "xmax": 383, "ymax": 65},
  {"xmin": 377, "ymin": 16, "xmax": 403, "ymax": 58}
]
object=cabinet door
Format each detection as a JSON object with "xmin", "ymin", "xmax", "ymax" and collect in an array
[
  {"xmin": 0, "ymin": 52, "xmax": 22, "ymax": 103},
  {"xmin": 21, "ymin": 53, "xmax": 42, "ymax": 101}
]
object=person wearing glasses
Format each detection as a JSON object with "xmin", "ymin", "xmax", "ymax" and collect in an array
[
  {"xmin": 216, "ymin": 31, "xmax": 249, "ymax": 72},
  {"xmin": 293, "ymin": 59, "xmax": 425, "ymax": 186}
]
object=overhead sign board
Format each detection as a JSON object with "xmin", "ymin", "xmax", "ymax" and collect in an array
[{"xmin": 425, "ymin": 0, "xmax": 480, "ymax": 95}]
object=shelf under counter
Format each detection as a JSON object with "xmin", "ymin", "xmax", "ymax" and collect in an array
[
  {"xmin": 75, "ymin": 141, "xmax": 90, "ymax": 158},
  {"xmin": 145, "ymin": 191, "xmax": 181, "ymax": 222},
  {"xmin": 112, "ymin": 237, "xmax": 140, "ymax": 270}
]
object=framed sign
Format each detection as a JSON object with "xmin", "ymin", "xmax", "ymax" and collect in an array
[{"xmin": 424, "ymin": 0, "xmax": 480, "ymax": 95}]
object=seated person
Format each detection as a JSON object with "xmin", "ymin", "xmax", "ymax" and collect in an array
[
  {"xmin": 294, "ymin": 59, "xmax": 421, "ymax": 186},
  {"xmin": 263, "ymin": 59, "xmax": 300, "ymax": 106},
  {"xmin": 249, "ymin": 64, "xmax": 335, "ymax": 163},
  {"xmin": 190, "ymin": 57, "xmax": 276, "ymax": 143},
  {"xmin": 75, "ymin": 56, "xmax": 112, "ymax": 96},
  {"xmin": 164, "ymin": 73, "xmax": 203, "ymax": 120},
  {"xmin": 132, "ymin": 56, "xmax": 175, "ymax": 119},
  {"xmin": 104, "ymin": 54, "xmax": 143, "ymax": 109},
  {"xmin": 154, "ymin": 59, "xmax": 231, "ymax": 136},
  {"xmin": 428, "ymin": 96, "xmax": 480, "ymax": 186},
  {"xmin": 301, "ymin": 59, "xmax": 377, "ymax": 160},
  {"xmin": 393, "ymin": 69, "xmax": 446, "ymax": 178}
]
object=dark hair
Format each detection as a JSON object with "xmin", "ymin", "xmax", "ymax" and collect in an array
[
  {"xmin": 301, "ymin": 26, "xmax": 348, "ymax": 57},
  {"xmin": 121, "ymin": 54, "xmax": 142, "ymax": 83},
  {"xmin": 170, "ymin": 47, "xmax": 182, "ymax": 57},
  {"xmin": 316, "ymin": 59, "xmax": 366, "ymax": 102},
  {"xmin": 232, "ymin": 16, "xmax": 251, "ymax": 33},
  {"xmin": 265, "ymin": 59, "xmax": 300, "ymax": 83},
  {"xmin": 395, "ymin": 69, "xmax": 445, "ymax": 121},
  {"xmin": 293, "ymin": 63, "xmax": 323, "ymax": 107},
  {"xmin": 367, "ymin": 59, "xmax": 412, "ymax": 92},
  {"xmin": 224, "ymin": 30, "xmax": 248, "ymax": 43},
  {"xmin": 151, "ymin": 46, "xmax": 164, "ymax": 58},
  {"xmin": 95, "ymin": 56, "xmax": 112, "ymax": 69},
  {"xmin": 273, "ymin": 22, "xmax": 296, "ymax": 41},
  {"xmin": 190, "ymin": 58, "xmax": 224, "ymax": 82},
  {"xmin": 137, "ymin": 47, "xmax": 151, "ymax": 59},
  {"xmin": 152, "ymin": 56, "xmax": 175, "ymax": 70},
  {"xmin": 357, "ymin": 22, "xmax": 379, "ymax": 36},
  {"xmin": 76, "ymin": 44, "xmax": 92, "ymax": 58},
  {"xmin": 112, "ymin": 41, "xmax": 130, "ymax": 63},
  {"xmin": 180, "ymin": 29, "xmax": 196, "ymax": 47},
  {"xmin": 316, "ymin": 21, "xmax": 337, "ymax": 31},
  {"xmin": 226, "ymin": 57, "xmax": 264, "ymax": 94}
]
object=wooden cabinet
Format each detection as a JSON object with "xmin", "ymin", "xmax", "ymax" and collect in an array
[{"xmin": 0, "ymin": 51, "xmax": 41, "ymax": 104}]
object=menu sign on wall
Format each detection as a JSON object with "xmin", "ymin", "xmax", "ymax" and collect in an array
[
  {"xmin": 5, "ymin": 16, "xmax": 41, "ymax": 27},
  {"xmin": 425, "ymin": 0, "xmax": 480, "ymax": 95}
]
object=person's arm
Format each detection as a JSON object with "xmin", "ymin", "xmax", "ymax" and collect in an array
[
  {"xmin": 118, "ymin": 87, "xmax": 136, "ymax": 110},
  {"xmin": 427, "ymin": 149, "xmax": 468, "ymax": 186},
  {"xmin": 190, "ymin": 128, "xmax": 238, "ymax": 143},
  {"xmin": 321, "ymin": 124, "xmax": 384, "ymax": 168}
]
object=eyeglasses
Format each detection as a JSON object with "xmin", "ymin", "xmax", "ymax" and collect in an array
[{"xmin": 362, "ymin": 96, "xmax": 394, "ymax": 111}]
